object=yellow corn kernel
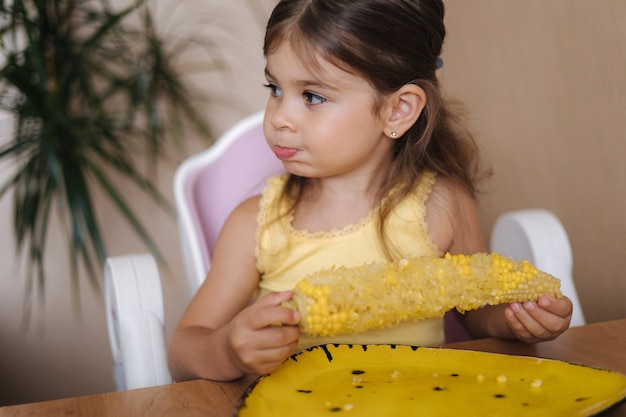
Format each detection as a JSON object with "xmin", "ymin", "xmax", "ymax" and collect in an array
[{"xmin": 289, "ymin": 252, "xmax": 562, "ymax": 337}]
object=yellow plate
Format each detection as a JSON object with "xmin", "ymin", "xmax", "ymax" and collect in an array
[{"xmin": 236, "ymin": 344, "xmax": 626, "ymax": 417}]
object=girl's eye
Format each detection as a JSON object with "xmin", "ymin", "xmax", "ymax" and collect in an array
[
  {"xmin": 264, "ymin": 83, "xmax": 282, "ymax": 97},
  {"xmin": 303, "ymin": 91, "xmax": 327, "ymax": 105}
]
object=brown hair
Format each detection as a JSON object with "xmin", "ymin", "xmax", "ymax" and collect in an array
[{"xmin": 264, "ymin": 0, "xmax": 485, "ymax": 259}]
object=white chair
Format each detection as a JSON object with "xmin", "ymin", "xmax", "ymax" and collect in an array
[
  {"xmin": 105, "ymin": 254, "xmax": 170, "ymax": 391},
  {"xmin": 490, "ymin": 209, "xmax": 585, "ymax": 327},
  {"xmin": 104, "ymin": 110, "xmax": 584, "ymax": 390}
]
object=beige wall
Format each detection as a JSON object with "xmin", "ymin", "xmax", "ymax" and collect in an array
[
  {"xmin": 442, "ymin": 1, "xmax": 626, "ymax": 323},
  {"xmin": 0, "ymin": 0, "xmax": 624, "ymax": 406}
]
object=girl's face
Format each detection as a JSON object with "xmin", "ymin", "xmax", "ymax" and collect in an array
[{"xmin": 263, "ymin": 41, "xmax": 393, "ymax": 181}]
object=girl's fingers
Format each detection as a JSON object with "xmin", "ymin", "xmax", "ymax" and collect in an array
[
  {"xmin": 248, "ymin": 291, "xmax": 301, "ymax": 328},
  {"xmin": 506, "ymin": 300, "xmax": 570, "ymax": 342},
  {"xmin": 245, "ymin": 342, "xmax": 300, "ymax": 375},
  {"xmin": 230, "ymin": 325, "xmax": 300, "ymax": 374},
  {"xmin": 537, "ymin": 295, "xmax": 573, "ymax": 320},
  {"xmin": 256, "ymin": 290, "xmax": 294, "ymax": 306},
  {"xmin": 505, "ymin": 303, "xmax": 539, "ymax": 341}
]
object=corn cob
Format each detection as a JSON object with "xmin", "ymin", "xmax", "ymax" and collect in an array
[{"xmin": 289, "ymin": 253, "xmax": 562, "ymax": 337}]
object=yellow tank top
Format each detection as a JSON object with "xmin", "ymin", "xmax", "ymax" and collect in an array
[{"xmin": 255, "ymin": 171, "xmax": 444, "ymax": 350}]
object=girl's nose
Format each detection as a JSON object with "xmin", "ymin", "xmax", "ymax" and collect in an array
[{"xmin": 268, "ymin": 100, "xmax": 296, "ymax": 132}]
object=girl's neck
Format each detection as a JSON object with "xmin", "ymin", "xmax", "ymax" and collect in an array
[{"xmin": 291, "ymin": 172, "xmax": 386, "ymax": 233}]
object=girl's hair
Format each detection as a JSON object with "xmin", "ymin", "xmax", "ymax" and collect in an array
[{"xmin": 264, "ymin": 0, "xmax": 485, "ymax": 259}]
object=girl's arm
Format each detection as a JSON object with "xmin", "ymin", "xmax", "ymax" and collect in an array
[
  {"xmin": 167, "ymin": 196, "xmax": 301, "ymax": 382},
  {"xmin": 425, "ymin": 177, "xmax": 572, "ymax": 342}
]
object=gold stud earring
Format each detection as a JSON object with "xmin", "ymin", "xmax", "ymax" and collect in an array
[{"xmin": 390, "ymin": 131, "xmax": 398, "ymax": 139}]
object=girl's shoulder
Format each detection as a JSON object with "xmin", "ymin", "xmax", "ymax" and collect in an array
[
  {"xmin": 412, "ymin": 171, "xmax": 468, "ymax": 216},
  {"xmin": 229, "ymin": 174, "xmax": 286, "ymax": 222},
  {"xmin": 225, "ymin": 194, "xmax": 263, "ymax": 234},
  {"xmin": 428, "ymin": 175, "xmax": 470, "ymax": 208},
  {"xmin": 424, "ymin": 174, "xmax": 484, "ymax": 254}
]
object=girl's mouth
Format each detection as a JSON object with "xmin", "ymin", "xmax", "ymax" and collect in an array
[{"xmin": 272, "ymin": 145, "xmax": 298, "ymax": 160}]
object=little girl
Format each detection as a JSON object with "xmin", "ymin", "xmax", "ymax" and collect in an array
[{"xmin": 168, "ymin": 0, "xmax": 572, "ymax": 382}]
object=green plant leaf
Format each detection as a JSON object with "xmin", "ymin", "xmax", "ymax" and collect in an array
[
  {"xmin": 86, "ymin": 158, "xmax": 167, "ymax": 265},
  {"xmin": 0, "ymin": 0, "xmax": 216, "ymax": 323}
]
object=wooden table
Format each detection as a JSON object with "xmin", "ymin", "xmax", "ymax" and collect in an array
[{"xmin": 2, "ymin": 318, "xmax": 626, "ymax": 417}]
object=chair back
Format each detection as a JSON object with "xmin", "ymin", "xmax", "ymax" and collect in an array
[{"xmin": 174, "ymin": 111, "xmax": 284, "ymax": 295}]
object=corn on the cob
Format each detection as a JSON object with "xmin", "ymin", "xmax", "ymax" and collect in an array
[{"xmin": 288, "ymin": 252, "xmax": 562, "ymax": 337}]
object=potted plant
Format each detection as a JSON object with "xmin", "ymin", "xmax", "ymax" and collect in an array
[{"xmin": 0, "ymin": 0, "xmax": 213, "ymax": 321}]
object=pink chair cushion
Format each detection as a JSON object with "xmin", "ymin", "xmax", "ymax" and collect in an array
[{"xmin": 186, "ymin": 121, "xmax": 284, "ymax": 267}]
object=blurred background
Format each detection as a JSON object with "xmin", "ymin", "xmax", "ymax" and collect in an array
[{"xmin": 0, "ymin": 0, "xmax": 624, "ymax": 406}]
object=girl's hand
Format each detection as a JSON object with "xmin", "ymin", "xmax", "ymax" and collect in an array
[
  {"xmin": 504, "ymin": 295, "xmax": 573, "ymax": 343},
  {"xmin": 227, "ymin": 291, "xmax": 301, "ymax": 376}
]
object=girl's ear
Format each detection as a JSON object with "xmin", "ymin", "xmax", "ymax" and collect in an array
[{"xmin": 383, "ymin": 84, "xmax": 426, "ymax": 139}]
